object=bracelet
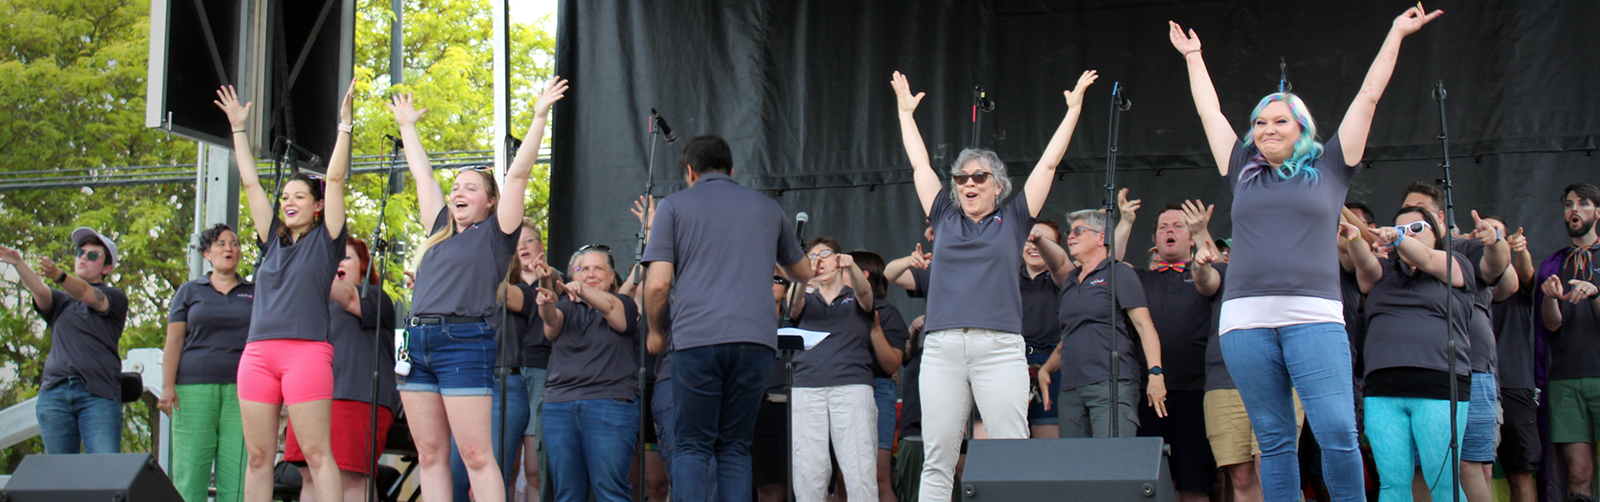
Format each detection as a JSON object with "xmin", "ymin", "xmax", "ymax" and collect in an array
[
  {"xmin": 55, "ymin": 270, "xmax": 68, "ymax": 283},
  {"xmin": 1386, "ymin": 230, "xmax": 1406, "ymax": 248},
  {"xmin": 1184, "ymin": 49, "xmax": 1202, "ymax": 58},
  {"xmin": 337, "ymin": 123, "xmax": 353, "ymax": 133},
  {"xmin": 232, "ymin": 129, "xmax": 246, "ymax": 134}
]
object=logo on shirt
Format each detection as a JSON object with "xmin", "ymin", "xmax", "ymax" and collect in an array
[
  {"xmin": 1183, "ymin": 277, "xmax": 1194, "ymax": 284},
  {"xmin": 237, "ymin": 293, "xmax": 255, "ymax": 299},
  {"xmin": 1089, "ymin": 278, "xmax": 1107, "ymax": 286}
]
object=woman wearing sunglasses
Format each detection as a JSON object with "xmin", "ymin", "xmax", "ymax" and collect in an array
[
  {"xmin": 1168, "ymin": 6, "xmax": 1441, "ymax": 500},
  {"xmin": 160, "ymin": 223, "xmax": 254, "ymax": 502},
  {"xmin": 788, "ymin": 237, "xmax": 879, "ymax": 501},
  {"xmin": 387, "ymin": 78, "xmax": 566, "ymax": 501},
  {"xmin": 891, "ymin": 68, "xmax": 1097, "ymax": 499},
  {"xmin": 534, "ymin": 245, "xmax": 639, "ymax": 502},
  {"xmin": 216, "ymin": 80, "xmax": 354, "ymax": 502},
  {"xmin": 1342, "ymin": 207, "xmax": 1471, "ymax": 501}
]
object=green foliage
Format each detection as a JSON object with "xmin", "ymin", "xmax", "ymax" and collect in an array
[{"xmin": 0, "ymin": 0, "xmax": 554, "ymax": 470}]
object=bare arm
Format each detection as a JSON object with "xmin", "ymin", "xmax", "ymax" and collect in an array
[
  {"xmin": 37, "ymin": 258, "xmax": 109, "ymax": 312},
  {"xmin": 1183, "ymin": 200, "xmax": 1222, "ymax": 296},
  {"xmin": 868, "ymin": 312, "xmax": 902, "ymax": 375},
  {"xmin": 1344, "ymin": 223, "xmax": 1383, "ymax": 294},
  {"xmin": 331, "ymin": 280, "xmax": 361, "ymax": 316},
  {"xmin": 538, "ymin": 288, "xmax": 565, "ymax": 341},
  {"xmin": 389, "ymin": 93, "xmax": 445, "ymax": 229},
  {"xmin": 215, "ymin": 86, "xmax": 274, "ymax": 242},
  {"xmin": 158, "ymin": 321, "xmax": 185, "ymax": 415},
  {"xmin": 884, "ymin": 244, "xmax": 930, "ymax": 292},
  {"xmin": 0, "ymin": 245, "xmax": 52, "ymax": 311},
  {"xmin": 1112, "ymin": 188, "xmax": 1139, "ymax": 262},
  {"xmin": 644, "ymin": 262, "xmax": 674, "ymax": 353},
  {"xmin": 1468, "ymin": 211, "xmax": 1510, "ymax": 286},
  {"xmin": 1023, "ymin": 71, "xmax": 1099, "ymax": 217},
  {"xmin": 1337, "ymin": 7, "xmax": 1443, "ymax": 165},
  {"xmin": 321, "ymin": 81, "xmax": 356, "ymax": 240},
  {"xmin": 1128, "ymin": 307, "xmax": 1167, "ymax": 417},
  {"xmin": 1386, "ymin": 229, "xmax": 1466, "ymax": 287},
  {"xmin": 500, "ymin": 78, "xmax": 568, "ymax": 233},
  {"xmin": 890, "ymin": 71, "xmax": 943, "ymax": 215},
  {"xmin": 1168, "ymin": 22, "xmax": 1239, "ymax": 174},
  {"xmin": 1541, "ymin": 275, "xmax": 1565, "ymax": 332},
  {"xmin": 568, "ymin": 282, "xmax": 629, "ymax": 333},
  {"xmin": 838, "ymin": 255, "xmax": 874, "ymax": 313},
  {"xmin": 1508, "ymin": 228, "xmax": 1535, "ymax": 293},
  {"xmin": 1492, "ymin": 265, "xmax": 1520, "ymax": 302},
  {"xmin": 1031, "ymin": 229, "xmax": 1076, "ymax": 287}
]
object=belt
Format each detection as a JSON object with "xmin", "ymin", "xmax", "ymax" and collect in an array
[
  {"xmin": 408, "ymin": 315, "xmax": 487, "ymax": 326},
  {"xmin": 1025, "ymin": 344, "xmax": 1057, "ymax": 355}
]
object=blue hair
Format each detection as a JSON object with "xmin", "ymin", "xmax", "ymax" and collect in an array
[{"xmin": 1241, "ymin": 92, "xmax": 1324, "ymax": 182}]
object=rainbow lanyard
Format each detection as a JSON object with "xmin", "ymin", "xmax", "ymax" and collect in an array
[{"xmin": 1566, "ymin": 244, "xmax": 1597, "ymax": 282}]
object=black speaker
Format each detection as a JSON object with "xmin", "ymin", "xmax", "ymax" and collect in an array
[
  {"xmin": 1, "ymin": 453, "xmax": 181, "ymax": 502},
  {"xmin": 960, "ymin": 437, "xmax": 1175, "ymax": 501}
]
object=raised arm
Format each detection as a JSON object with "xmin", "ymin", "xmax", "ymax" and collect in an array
[
  {"xmin": 322, "ymin": 80, "xmax": 356, "ymax": 240},
  {"xmin": 884, "ymin": 243, "xmax": 930, "ymax": 292},
  {"xmin": 838, "ymin": 254, "xmax": 874, "ymax": 313},
  {"xmin": 891, "ymin": 71, "xmax": 942, "ymax": 215},
  {"xmin": 1344, "ymin": 223, "xmax": 1384, "ymax": 293},
  {"xmin": 566, "ymin": 281, "xmax": 628, "ymax": 333},
  {"xmin": 1031, "ymin": 228, "xmax": 1076, "ymax": 287},
  {"xmin": 1168, "ymin": 22, "xmax": 1239, "ymax": 174},
  {"xmin": 1492, "ymin": 265, "xmax": 1520, "ymax": 302},
  {"xmin": 1023, "ymin": 71, "xmax": 1099, "ymax": 217},
  {"xmin": 1377, "ymin": 226, "xmax": 1464, "ymax": 287},
  {"xmin": 1112, "ymin": 188, "xmax": 1139, "ymax": 261},
  {"xmin": 537, "ymin": 287, "xmax": 565, "ymax": 341},
  {"xmin": 500, "ymin": 78, "xmax": 568, "ymax": 233},
  {"xmin": 619, "ymin": 196, "xmax": 655, "ymax": 298},
  {"xmin": 215, "ymin": 86, "xmax": 274, "ymax": 242},
  {"xmin": 1468, "ymin": 211, "xmax": 1511, "ymax": 286},
  {"xmin": 0, "ymin": 245, "xmax": 52, "ymax": 311},
  {"xmin": 36, "ymin": 258, "xmax": 110, "ymax": 312},
  {"xmin": 1337, "ymin": 6, "xmax": 1443, "ymax": 165},
  {"xmin": 330, "ymin": 280, "xmax": 360, "ymax": 316},
  {"xmin": 1508, "ymin": 228, "xmax": 1536, "ymax": 293},
  {"xmin": 389, "ymin": 93, "xmax": 444, "ymax": 227}
]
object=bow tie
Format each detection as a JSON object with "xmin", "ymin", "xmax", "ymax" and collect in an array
[{"xmin": 1153, "ymin": 261, "xmax": 1187, "ymax": 273}]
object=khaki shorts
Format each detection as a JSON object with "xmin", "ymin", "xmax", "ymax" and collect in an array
[{"xmin": 1204, "ymin": 388, "xmax": 1304, "ymax": 466}]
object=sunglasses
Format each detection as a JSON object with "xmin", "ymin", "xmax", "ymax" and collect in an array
[
  {"xmin": 1397, "ymin": 221, "xmax": 1433, "ymax": 235},
  {"xmin": 773, "ymin": 276, "xmax": 791, "ymax": 286},
  {"xmin": 952, "ymin": 171, "xmax": 993, "ymax": 185},
  {"xmin": 807, "ymin": 249, "xmax": 836, "ymax": 260},
  {"xmin": 1069, "ymin": 226, "xmax": 1103, "ymax": 237},
  {"xmin": 577, "ymin": 243, "xmax": 612, "ymax": 254},
  {"xmin": 457, "ymin": 164, "xmax": 494, "ymax": 173},
  {"xmin": 74, "ymin": 248, "xmax": 103, "ymax": 261}
]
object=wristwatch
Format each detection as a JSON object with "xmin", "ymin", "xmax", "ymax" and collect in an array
[
  {"xmin": 54, "ymin": 270, "xmax": 68, "ymax": 283},
  {"xmin": 1148, "ymin": 366, "xmax": 1163, "ymax": 376}
]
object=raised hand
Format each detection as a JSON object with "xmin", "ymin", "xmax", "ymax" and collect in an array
[
  {"xmin": 1508, "ymin": 228, "xmax": 1528, "ymax": 254},
  {"xmin": 1168, "ymin": 21, "xmax": 1202, "ymax": 55},
  {"xmin": 1063, "ymin": 70, "xmax": 1100, "ymax": 110},
  {"xmin": 1469, "ymin": 210, "xmax": 1500, "ymax": 246},
  {"xmin": 1182, "ymin": 199, "xmax": 1213, "ymax": 233},
  {"xmin": 36, "ymin": 257, "xmax": 62, "ymax": 281},
  {"xmin": 1542, "ymin": 275, "xmax": 1567, "ymax": 300},
  {"xmin": 403, "ymin": 270, "xmax": 416, "ymax": 289},
  {"xmin": 908, "ymin": 243, "xmax": 932, "ymax": 270},
  {"xmin": 213, "ymin": 85, "xmax": 253, "ymax": 130},
  {"xmin": 533, "ymin": 77, "xmax": 569, "ymax": 120},
  {"xmin": 1118, "ymin": 188, "xmax": 1141, "ymax": 224},
  {"xmin": 1028, "ymin": 227, "xmax": 1046, "ymax": 244},
  {"xmin": 1374, "ymin": 226, "xmax": 1401, "ymax": 248},
  {"xmin": 527, "ymin": 252, "xmax": 548, "ymax": 281},
  {"xmin": 1392, "ymin": 5, "xmax": 1443, "ymax": 37},
  {"xmin": 1339, "ymin": 222, "xmax": 1363, "ymax": 243},
  {"xmin": 836, "ymin": 253, "xmax": 856, "ymax": 270},
  {"xmin": 338, "ymin": 78, "xmax": 357, "ymax": 126},
  {"xmin": 631, "ymin": 195, "xmax": 656, "ymax": 231},
  {"xmin": 909, "ymin": 315, "xmax": 925, "ymax": 334},
  {"xmin": 0, "ymin": 244, "xmax": 23, "ymax": 266},
  {"xmin": 388, "ymin": 93, "xmax": 429, "ymax": 127},
  {"xmin": 534, "ymin": 287, "xmax": 556, "ymax": 306},
  {"xmin": 564, "ymin": 280, "xmax": 584, "ymax": 302},
  {"xmin": 1569, "ymin": 280, "xmax": 1599, "ymax": 302},
  {"xmin": 1194, "ymin": 245, "xmax": 1219, "ymax": 266},
  {"xmin": 890, "ymin": 71, "xmax": 925, "ymax": 114}
]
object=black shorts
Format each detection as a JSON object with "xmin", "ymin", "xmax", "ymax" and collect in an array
[
  {"xmin": 1498, "ymin": 387, "xmax": 1541, "ymax": 473},
  {"xmin": 1137, "ymin": 390, "xmax": 1216, "ymax": 493},
  {"xmin": 752, "ymin": 395, "xmax": 789, "ymax": 487}
]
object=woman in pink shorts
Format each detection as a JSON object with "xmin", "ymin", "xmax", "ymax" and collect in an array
[{"xmin": 217, "ymin": 82, "xmax": 354, "ymax": 502}]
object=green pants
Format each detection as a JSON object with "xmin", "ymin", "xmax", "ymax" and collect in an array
[{"xmin": 171, "ymin": 384, "xmax": 244, "ymax": 502}]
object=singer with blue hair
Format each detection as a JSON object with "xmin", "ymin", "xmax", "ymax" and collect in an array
[{"xmin": 1169, "ymin": 6, "xmax": 1442, "ymax": 501}]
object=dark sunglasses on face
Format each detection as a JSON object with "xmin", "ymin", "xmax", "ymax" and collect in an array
[
  {"xmin": 1397, "ymin": 221, "xmax": 1432, "ymax": 235},
  {"xmin": 952, "ymin": 172, "xmax": 992, "ymax": 185},
  {"xmin": 773, "ymin": 276, "xmax": 791, "ymax": 286},
  {"xmin": 74, "ymin": 248, "xmax": 102, "ymax": 261}
]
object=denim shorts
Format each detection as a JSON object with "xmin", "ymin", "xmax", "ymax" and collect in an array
[
  {"xmin": 873, "ymin": 377, "xmax": 896, "ymax": 450},
  {"xmin": 1461, "ymin": 371, "xmax": 1499, "ymax": 462},
  {"xmin": 396, "ymin": 320, "xmax": 497, "ymax": 396}
]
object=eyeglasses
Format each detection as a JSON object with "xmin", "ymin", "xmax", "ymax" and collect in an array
[
  {"xmin": 773, "ymin": 276, "xmax": 791, "ymax": 286},
  {"xmin": 1397, "ymin": 221, "xmax": 1433, "ymax": 235},
  {"xmin": 952, "ymin": 172, "xmax": 992, "ymax": 185},
  {"xmin": 807, "ymin": 249, "xmax": 835, "ymax": 260},
  {"xmin": 1069, "ymin": 226, "xmax": 1103, "ymax": 237},
  {"xmin": 74, "ymin": 248, "xmax": 103, "ymax": 262}
]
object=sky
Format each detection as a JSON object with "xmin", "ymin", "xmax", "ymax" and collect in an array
[{"xmin": 509, "ymin": 0, "xmax": 558, "ymax": 24}]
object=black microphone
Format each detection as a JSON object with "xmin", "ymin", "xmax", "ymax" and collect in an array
[
  {"xmin": 651, "ymin": 108, "xmax": 677, "ymax": 143},
  {"xmin": 794, "ymin": 211, "xmax": 809, "ymax": 243},
  {"xmin": 385, "ymin": 134, "xmax": 404, "ymax": 147},
  {"xmin": 1112, "ymin": 82, "xmax": 1132, "ymax": 111}
]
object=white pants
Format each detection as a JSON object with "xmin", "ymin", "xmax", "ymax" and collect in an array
[
  {"xmin": 791, "ymin": 384, "xmax": 878, "ymax": 502},
  {"xmin": 918, "ymin": 328, "xmax": 1030, "ymax": 501}
]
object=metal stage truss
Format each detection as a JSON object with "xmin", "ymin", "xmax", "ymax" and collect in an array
[{"xmin": 0, "ymin": 149, "xmax": 549, "ymax": 191}]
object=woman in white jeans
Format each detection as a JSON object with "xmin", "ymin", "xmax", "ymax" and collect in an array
[
  {"xmin": 890, "ymin": 69, "xmax": 1097, "ymax": 501},
  {"xmin": 789, "ymin": 237, "xmax": 881, "ymax": 501}
]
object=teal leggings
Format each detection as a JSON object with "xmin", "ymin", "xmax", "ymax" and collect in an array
[{"xmin": 1364, "ymin": 396, "xmax": 1469, "ymax": 502}]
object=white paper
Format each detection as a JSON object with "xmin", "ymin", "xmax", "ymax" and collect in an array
[{"xmin": 778, "ymin": 327, "xmax": 831, "ymax": 350}]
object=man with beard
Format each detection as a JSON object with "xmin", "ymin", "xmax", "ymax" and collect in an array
[{"xmin": 1538, "ymin": 183, "xmax": 1600, "ymax": 502}]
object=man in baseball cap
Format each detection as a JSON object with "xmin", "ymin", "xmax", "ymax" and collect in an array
[{"xmin": 0, "ymin": 226, "xmax": 129, "ymax": 453}]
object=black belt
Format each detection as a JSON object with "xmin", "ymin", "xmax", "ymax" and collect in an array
[
  {"xmin": 408, "ymin": 315, "xmax": 487, "ymax": 326},
  {"xmin": 1025, "ymin": 344, "xmax": 1057, "ymax": 355}
]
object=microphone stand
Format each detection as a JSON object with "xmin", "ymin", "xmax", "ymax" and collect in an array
[
  {"xmin": 1104, "ymin": 82, "xmax": 1130, "ymax": 438},
  {"xmin": 363, "ymin": 134, "xmax": 402, "ymax": 502},
  {"xmin": 1434, "ymin": 80, "xmax": 1462, "ymax": 502},
  {"xmin": 495, "ymin": 134, "xmax": 526, "ymax": 499},
  {"xmin": 970, "ymin": 86, "xmax": 994, "ymax": 149},
  {"xmin": 630, "ymin": 112, "xmax": 665, "ymax": 502},
  {"xmin": 779, "ymin": 218, "xmax": 808, "ymax": 502}
]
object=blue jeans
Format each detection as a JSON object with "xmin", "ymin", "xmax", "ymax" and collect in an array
[
  {"xmin": 544, "ymin": 398, "xmax": 640, "ymax": 502},
  {"xmin": 450, "ymin": 373, "xmax": 528, "ymax": 501},
  {"xmin": 396, "ymin": 321, "xmax": 497, "ymax": 395},
  {"xmin": 1365, "ymin": 396, "xmax": 1469, "ymax": 502},
  {"xmin": 670, "ymin": 343, "xmax": 775, "ymax": 502},
  {"xmin": 652, "ymin": 378, "xmax": 677, "ymax": 474},
  {"xmin": 523, "ymin": 367, "xmax": 548, "ymax": 436},
  {"xmin": 873, "ymin": 377, "xmax": 896, "ymax": 450},
  {"xmin": 1220, "ymin": 322, "xmax": 1363, "ymax": 502},
  {"xmin": 36, "ymin": 377, "xmax": 121, "ymax": 454},
  {"xmin": 1462, "ymin": 371, "xmax": 1498, "ymax": 462}
]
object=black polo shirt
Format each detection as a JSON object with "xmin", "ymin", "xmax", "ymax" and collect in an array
[
  {"xmin": 793, "ymin": 287, "xmax": 875, "ymax": 388},
  {"xmin": 327, "ymin": 285, "xmax": 399, "ymax": 410},
  {"xmin": 1057, "ymin": 260, "xmax": 1148, "ymax": 390},
  {"xmin": 924, "ymin": 188, "xmax": 1035, "ymax": 334},
  {"xmin": 642, "ymin": 172, "xmax": 805, "ymax": 351},
  {"xmin": 1020, "ymin": 270, "xmax": 1061, "ymax": 347},
  {"xmin": 1546, "ymin": 244, "xmax": 1600, "ymax": 381},
  {"xmin": 545, "ymin": 293, "xmax": 641, "ymax": 403},
  {"xmin": 39, "ymin": 283, "xmax": 129, "ymax": 401},
  {"xmin": 168, "ymin": 273, "xmax": 255, "ymax": 385},
  {"xmin": 1201, "ymin": 264, "xmax": 1233, "ymax": 391},
  {"xmin": 906, "ymin": 266, "xmax": 931, "ymax": 299},
  {"xmin": 506, "ymin": 282, "xmax": 551, "ymax": 369},
  {"xmin": 873, "ymin": 302, "xmax": 910, "ymax": 379},
  {"xmin": 1136, "ymin": 264, "xmax": 1216, "ymax": 392}
]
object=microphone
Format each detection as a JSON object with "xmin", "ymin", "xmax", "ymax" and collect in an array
[
  {"xmin": 1278, "ymin": 57, "xmax": 1293, "ymax": 93},
  {"xmin": 384, "ymin": 134, "xmax": 403, "ymax": 146},
  {"xmin": 651, "ymin": 108, "xmax": 677, "ymax": 143},
  {"xmin": 794, "ymin": 212, "xmax": 810, "ymax": 243},
  {"xmin": 1112, "ymin": 82, "xmax": 1132, "ymax": 111}
]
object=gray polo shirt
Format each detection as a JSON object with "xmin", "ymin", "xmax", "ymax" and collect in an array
[
  {"xmin": 327, "ymin": 285, "xmax": 399, "ymax": 410},
  {"xmin": 1137, "ymin": 265, "xmax": 1217, "ymax": 392},
  {"xmin": 1222, "ymin": 135, "xmax": 1355, "ymax": 303},
  {"xmin": 545, "ymin": 292, "xmax": 641, "ymax": 403},
  {"xmin": 1362, "ymin": 254, "xmax": 1473, "ymax": 377},
  {"xmin": 38, "ymin": 283, "xmax": 129, "ymax": 401},
  {"xmin": 1493, "ymin": 289, "xmax": 1536, "ymax": 389},
  {"xmin": 872, "ymin": 302, "xmax": 910, "ymax": 380},
  {"xmin": 168, "ymin": 274, "xmax": 255, "ymax": 385},
  {"xmin": 1450, "ymin": 239, "xmax": 1498, "ymax": 374},
  {"xmin": 793, "ymin": 287, "xmax": 875, "ymax": 388},
  {"xmin": 508, "ymin": 282, "xmax": 551, "ymax": 369},
  {"xmin": 249, "ymin": 217, "xmax": 347, "ymax": 343},
  {"xmin": 1199, "ymin": 264, "xmax": 1233, "ymax": 392},
  {"xmin": 1056, "ymin": 260, "xmax": 1148, "ymax": 390},
  {"xmin": 1340, "ymin": 270, "xmax": 1368, "ymax": 375},
  {"xmin": 906, "ymin": 266, "xmax": 930, "ymax": 299},
  {"xmin": 410, "ymin": 211, "xmax": 521, "ymax": 329},
  {"xmin": 1020, "ymin": 270, "xmax": 1061, "ymax": 347},
  {"xmin": 641, "ymin": 172, "xmax": 805, "ymax": 351},
  {"xmin": 1546, "ymin": 244, "xmax": 1600, "ymax": 381},
  {"xmin": 924, "ymin": 187, "xmax": 1034, "ymax": 334}
]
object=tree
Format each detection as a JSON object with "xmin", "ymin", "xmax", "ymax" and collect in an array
[{"xmin": 0, "ymin": 0, "xmax": 554, "ymax": 469}]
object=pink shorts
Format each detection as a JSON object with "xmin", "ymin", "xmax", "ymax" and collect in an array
[{"xmin": 237, "ymin": 339, "xmax": 334, "ymax": 405}]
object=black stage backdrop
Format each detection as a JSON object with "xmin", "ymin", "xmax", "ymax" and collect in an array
[{"xmin": 550, "ymin": 0, "xmax": 1599, "ymax": 323}]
